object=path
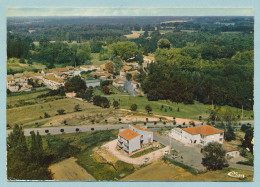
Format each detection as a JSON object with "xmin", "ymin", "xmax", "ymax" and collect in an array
[{"xmin": 102, "ymin": 139, "xmax": 169, "ymax": 165}]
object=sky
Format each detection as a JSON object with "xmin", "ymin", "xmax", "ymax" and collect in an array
[{"xmin": 6, "ymin": 7, "xmax": 254, "ymax": 17}]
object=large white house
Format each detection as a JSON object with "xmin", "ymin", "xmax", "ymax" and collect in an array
[
  {"xmin": 117, "ymin": 124, "xmax": 153, "ymax": 153},
  {"xmin": 170, "ymin": 125, "xmax": 224, "ymax": 146}
]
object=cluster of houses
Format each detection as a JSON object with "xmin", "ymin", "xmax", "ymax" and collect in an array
[{"xmin": 7, "ymin": 55, "xmax": 156, "ymax": 93}]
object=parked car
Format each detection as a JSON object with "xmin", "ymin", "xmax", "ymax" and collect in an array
[
  {"xmin": 91, "ymin": 128, "xmax": 94, "ymax": 131},
  {"xmin": 172, "ymin": 154, "xmax": 179, "ymax": 159},
  {"xmin": 144, "ymin": 157, "xmax": 150, "ymax": 162},
  {"xmin": 164, "ymin": 150, "xmax": 169, "ymax": 155}
]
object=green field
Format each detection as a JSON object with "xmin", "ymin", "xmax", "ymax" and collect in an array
[
  {"xmin": 91, "ymin": 53, "xmax": 107, "ymax": 65},
  {"xmin": 105, "ymin": 94, "xmax": 253, "ymax": 121},
  {"xmin": 7, "ymin": 57, "xmax": 46, "ymax": 74}
]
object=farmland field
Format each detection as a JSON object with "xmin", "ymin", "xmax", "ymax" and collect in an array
[{"xmin": 49, "ymin": 157, "xmax": 96, "ymax": 181}]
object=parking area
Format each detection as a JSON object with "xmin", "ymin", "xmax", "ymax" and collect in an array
[{"xmin": 102, "ymin": 139, "xmax": 169, "ymax": 165}]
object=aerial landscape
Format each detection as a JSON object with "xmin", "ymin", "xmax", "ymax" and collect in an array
[{"xmin": 6, "ymin": 13, "xmax": 254, "ymax": 181}]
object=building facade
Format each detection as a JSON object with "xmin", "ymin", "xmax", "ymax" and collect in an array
[
  {"xmin": 117, "ymin": 124, "xmax": 153, "ymax": 153},
  {"xmin": 170, "ymin": 125, "xmax": 224, "ymax": 146}
]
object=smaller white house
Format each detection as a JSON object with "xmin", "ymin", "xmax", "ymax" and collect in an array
[
  {"xmin": 85, "ymin": 79, "xmax": 101, "ymax": 88},
  {"xmin": 170, "ymin": 125, "xmax": 224, "ymax": 146},
  {"xmin": 80, "ymin": 65, "xmax": 100, "ymax": 72},
  {"xmin": 223, "ymin": 146, "xmax": 240, "ymax": 158}
]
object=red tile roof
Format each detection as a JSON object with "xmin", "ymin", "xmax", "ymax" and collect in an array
[
  {"xmin": 43, "ymin": 74, "xmax": 65, "ymax": 83},
  {"xmin": 119, "ymin": 129, "xmax": 140, "ymax": 140},
  {"xmin": 182, "ymin": 125, "xmax": 224, "ymax": 136},
  {"xmin": 130, "ymin": 124, "xmax": 152, "ymax": 132}
]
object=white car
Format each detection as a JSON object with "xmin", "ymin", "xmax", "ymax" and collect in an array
[{"xmin": 144, "ymin": 157, "xmax": 150, "ymax": 162}]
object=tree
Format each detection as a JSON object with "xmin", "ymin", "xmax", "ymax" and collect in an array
[
  {"xmin": 90, "ymin": 41, "xmax": 103, "ymax": 53},
  {"xmin": 20, "ymin": 58, "xmax": 26, "ymax": 64},
  {"xmin": 74, "ymin": 104, "xmax": 81, "ymax": 112},
  {"xmin": 44, "ymin": 112, "xmax": 50, "ymax": 118},
  {"xmin": 103, "ymin": 86, "xmax": 110, "ymax": 95},
  {"xmin": 76, "ymin": 44, "xmax": 91, "ymax": 65},
  {"xmin": 224, "ymin": 125, "xmax": 236, "ymax": 141},
  {"xmin": 82, "ymin": 87, "xmax": 93, "ymax": 101},
  {"xmin": 57, "ymin": 109, "xmax": 65, "ymax": 115},
  {"xmin": 113, "ymin": 100, "xmax": 119, "ymax": 109},
  {"xmin": 105, "ymin": 61, "xmax": 114, "ymax": 73},
  {"xmin": 108, "ymin": 41, "xmax": 139, "ymax": 61},
  {"xmin": 126, "ymin": 73, "xmax": 132, "ymax": 81},
  {"xmin": 157, "ymin": 39, "xmax": 171, "ymax": 49},
  {"xmin": 242, "ymin": 127, "xmax": 254, "ymax": 153},
  {"xmin": 143, "ymin": 31, "xmax": 149, "ymax": 38},
  {"xmin": 130, "ymin": 104, "xmax": 138, "ymax": 111},
  {"xmin": 201, "ymin": 142, "xmax": 228, "ymax": 170},
  {"xmin": 65, "ymin": 76, "xmax": 86, "ymax": 93},
  {"xmin": 145, "ymin": 104, "xmax": 152, "ymax": 114},
  {"xmin": 112, "ymin": 56, "xmax": 123, "ymax": 74}
]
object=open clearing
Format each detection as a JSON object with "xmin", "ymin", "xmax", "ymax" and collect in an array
[
  {"xmin": 49, "ymin": 157, "xmax": 96, "ymax": 181},
  {"xmin": 124, "ymin": 31, "xmax": 145, "ymax": 39},
  {"xmin": 7, "ymin": 57, "xmax": 46, "ymax": 73},
  {"xmin": 106, "ymin": 95, "xmax": 253, "ymax": 121},
  {"xmin": 121, "ymin": 160, "xmax": 253, "ymax": 181},
  {"xmin": 7, "ymin": 98, "xmax": 101, "ymax": 127}
]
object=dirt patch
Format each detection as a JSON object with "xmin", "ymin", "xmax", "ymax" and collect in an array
[
  {"xmin": 94, "ymin": 147, "xmax": 119, "ymax": 163},
  {"xmin": 49, "ymin": 157, "xmax": 96, "ymax": 181}
]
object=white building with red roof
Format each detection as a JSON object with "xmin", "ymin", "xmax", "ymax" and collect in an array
[
  {"xmin": 170, "ymin": 125, "xmax": 224, "ymax": 146},
  {"xmin": 117, "ymin": 124, "xmax": 153, "ymax": 153}
]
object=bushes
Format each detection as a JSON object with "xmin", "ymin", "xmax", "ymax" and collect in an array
[
  {"xmin": 93, "ymin": 95, "xmax": 110, "ymax": 108},
  {"xmin": 236, "ymin": 160, "xmax": 254, "ymax": 166}
]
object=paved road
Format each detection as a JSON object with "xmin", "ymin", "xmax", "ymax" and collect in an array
[{"xmin": 6, "ymin": 123, "xmax": 178, "ymax": 137}]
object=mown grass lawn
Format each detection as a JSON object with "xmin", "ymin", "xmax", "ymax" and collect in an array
[{"xmin": 105, "ymin": 94, "xmax": 253, "ymax": 121}]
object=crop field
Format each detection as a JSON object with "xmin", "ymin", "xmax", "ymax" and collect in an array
[
  {"xmin": 121, "ymin": 160, "xmax": 253, "ymax": 181},
  {"xmin": 105, "ymin": 94, "xmax": 254, "ymax": 121}
]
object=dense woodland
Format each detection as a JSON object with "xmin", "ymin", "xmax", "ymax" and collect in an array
[{"xmin": 7, "ymin": 16, "xmax": 254, "ymax": 109}]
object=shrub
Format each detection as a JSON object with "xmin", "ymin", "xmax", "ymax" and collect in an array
[{"xmin": 130, "ymin": 104, "xmax": 137, "ymax": 111}]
